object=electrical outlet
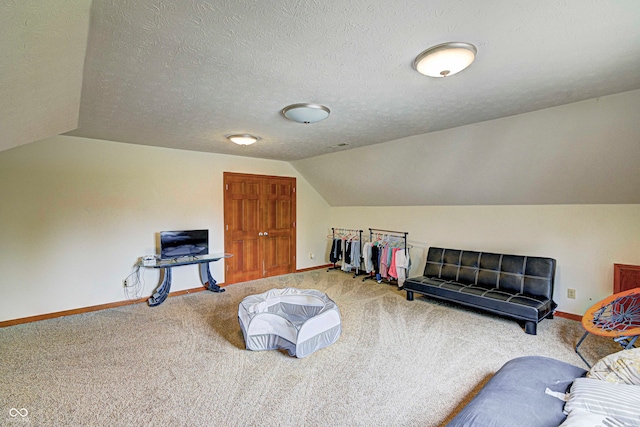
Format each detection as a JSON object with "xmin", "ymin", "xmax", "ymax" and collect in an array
[
  {"xmin": 567, "ymin": 288, "xmax": 576, "ymax": 299},
  {"xmin": 123, "ymin": 278, "xmax": 128, "ymax": 288}
]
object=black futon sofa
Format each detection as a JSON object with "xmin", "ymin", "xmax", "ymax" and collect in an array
[{"xmin": 404, "ymin": 247, "xmax": 557, "ymax": 334}]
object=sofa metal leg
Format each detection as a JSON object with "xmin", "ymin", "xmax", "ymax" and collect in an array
[
  {"xmin": 406, "ymin": 290, "xmax": 414, "ymax": 301},
  {"xmin": 524, "ymin": 321, "xmax": 537, "ymax": 335}
]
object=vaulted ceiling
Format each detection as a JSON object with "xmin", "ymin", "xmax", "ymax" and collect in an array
[
  {"xmin": 0, "ymin": 0, "xmax": 91, "ymax": 152},
  {"xmin": 3, "ymin": 1, "xmax": 640, "ymax": 161}
]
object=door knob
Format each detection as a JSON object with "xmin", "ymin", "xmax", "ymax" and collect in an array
[
  {"xmin": 258, "ymin": 232, "xmax": 264, "ymax": 236},
  {"xmin": 264, "ymin": 232, "xmax": 268, "ymax": 236}
]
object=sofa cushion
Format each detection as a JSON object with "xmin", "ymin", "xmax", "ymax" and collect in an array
[
  {"xmin": 418, "ymin": 247, "xmax": 556, "ymax": 297},
  {"xmin": 405, "ymin": 279, "xmax": 553, "ymax": 322}
]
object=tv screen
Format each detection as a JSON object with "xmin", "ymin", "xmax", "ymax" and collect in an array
[{"xmin": 160, "ymin": 229, "xmax": 209, "ymax": 259}]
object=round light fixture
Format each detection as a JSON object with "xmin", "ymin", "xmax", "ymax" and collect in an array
[
  {"xmin": 227, "ymin": 134, "xmax": 259, "ymax": 146},
  {"xmin": 282, "ymin": 103, "xmax": 330, "ymax": 124},
  {"xmin": 414, "ymin": 42, "xmax": 477, "ymax": 77}
]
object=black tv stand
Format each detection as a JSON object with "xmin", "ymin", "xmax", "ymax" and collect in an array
[{"xmin": 142, "ymin": 253, "xmax": 232, "ymax": 307}]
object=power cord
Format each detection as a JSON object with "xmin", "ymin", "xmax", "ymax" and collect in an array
[{"xmin": 123, "ymin": 260, "xmax": 146, "ymax": 300}]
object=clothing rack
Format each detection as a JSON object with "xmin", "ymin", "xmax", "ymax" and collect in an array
[
  {"xmin": 363, "ymin": 228, "xmax": 408, "ymax": 284},
  {"xmin": 327, "ymin": 228, "xmax": 364, "ymax": 277}
]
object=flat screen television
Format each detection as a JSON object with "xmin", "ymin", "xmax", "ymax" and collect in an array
[{"xmin": 160, "ymin": 229, "xmax": 209, "ymax": 259}]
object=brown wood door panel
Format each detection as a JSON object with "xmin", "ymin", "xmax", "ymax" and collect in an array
[
  {"xmin": 228, "ymin": 237, "xmax": 262, "ymax": 282},
  {"xmin": 224, "ymin": 174, "xmax": 263, "ymax": 283},
  {"xmin": 263, "ymin": 176, "xmax": 295, "ymax": 277},
  {"xmin": 264, "ymin": 235, "xmax": 292, "ymax": 276},
  {"xmin": 224, "ymin": 172, "xmax": 296, "ymax": 284}
]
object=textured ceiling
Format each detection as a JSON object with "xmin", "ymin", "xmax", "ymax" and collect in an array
[
  {"xmin": 60, "ymin": 0, "xmax": 640, "ymax": 161},
  {"xmin": 0, "ymin": 0, "xmax": 91, "ymax": 153}
]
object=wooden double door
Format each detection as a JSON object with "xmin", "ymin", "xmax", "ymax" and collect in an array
[{"xmin": 224, "ymin": 172, "xmax": 296, "ymax": 284}]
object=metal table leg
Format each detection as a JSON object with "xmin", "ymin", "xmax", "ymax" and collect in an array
[
  {"xmin": 200, "ymin": 262, "xmax": 224, "ymax": 293},
  {"xmin": 149, "ymin": 267, "xmax": 172, "ymax": 307}
]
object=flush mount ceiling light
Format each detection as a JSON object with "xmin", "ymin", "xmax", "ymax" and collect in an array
[
  {"xmin": 282, "ymin": 103, "xmax": 330, "ymax": 124},
  {"xmin": 227, "ymin": 134, "xmax": 259, "ymax": 146},
  {"xmin": 414, "ymin": 42, "xmax": 477, "ymax": 77}
]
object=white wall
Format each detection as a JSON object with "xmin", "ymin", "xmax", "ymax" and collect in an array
[
  {"xmin": 4, "ymin": 89, "xmax": 640, "ymax": 323},
  {"xmin": 331, "ymin": 205, "xmax": 640, "ymax": 315},
  {"xmin": 0, "ymin": 135, "xmax": 331, "ymax": 322}
]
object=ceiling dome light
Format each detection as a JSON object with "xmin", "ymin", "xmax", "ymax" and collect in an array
[
  {"xmin": 227, "ymin": 134, "xmax": 259, "ymax": 146},
  {"xmin": 282, "ymin": 103, "xmax": 330, "ymax": 124},
  {"xmin": 414, "ymin": 42, "xmax": 477, "ymax": 77}
]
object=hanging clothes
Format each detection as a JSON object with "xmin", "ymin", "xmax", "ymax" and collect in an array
[
  {"xmin": 362, "ymin": 242, "xmax": 373, "ymax": 273},
  {"xmin": 342, "ymin": 239, "xmax": 352, "ymax": 272},
  {"xmin": 330, "ymin": 238, "xmax": 342, "ymax": 263},
  {"xmin": 371, "ymin": 244, "xmax": 380, "ymax": 274},
  {"xmin": 362, "ymin": 229, "xmax": 409, "ymax": 285},
  {"xmin": 379, "ymin": 244, "xmax": 390, "ymax": 279},
  {"xmin": 388, "ymin": 247, "xmax": 401, "ymax": 280},
  {"xmin": 395, "ymin": 249, "xmax": 411, "ymax": 288},
  {"xmin": 344, "ymin": 240, "xmax": 352, "ymax": 265},
  {"xmin": 350, "ymin": 239, "xmax": 361, "ymax": 273}
]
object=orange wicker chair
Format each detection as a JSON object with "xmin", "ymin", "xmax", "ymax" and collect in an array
[{"xmin": 575, "ymin": 287, "xmax": 640, "ymax": 367}]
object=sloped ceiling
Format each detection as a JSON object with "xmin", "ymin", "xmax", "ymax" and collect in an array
[
  {"xmin": 292, "ymin": 90, "xmax": 640, "ymax": 206},
  {"xmin": 0, "ymin": 0, "xmax": 91, "ymax": 153}
]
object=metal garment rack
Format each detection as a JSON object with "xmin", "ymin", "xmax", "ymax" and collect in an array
[
  {"xmin": 363, "ymin": 228, "xmax": 408, "ymax": 283},
  {"xmin": 327, "ymin": 228, "xmax": 364, "ymax": 277}
]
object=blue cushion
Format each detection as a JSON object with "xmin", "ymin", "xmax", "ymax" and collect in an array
[{"xmin": 446, "ymin": 356, "xmax": 586, "ymax": 427}]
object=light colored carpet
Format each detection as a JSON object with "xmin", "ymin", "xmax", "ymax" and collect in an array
[{"xmin": 0, "ymin": 270, "xmax": 620, "ymax": 426}]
